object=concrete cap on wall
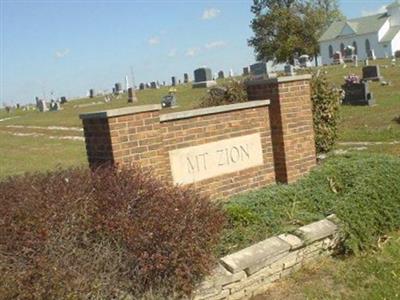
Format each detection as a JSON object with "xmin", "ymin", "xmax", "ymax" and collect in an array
[
  {"xmin": 160, "ymin": 99, "xmax": 270, "ymax": 122},
  {"xmin": 245, "ymin": 74, "xmax": 312, "ymax": 86},
  {"xmin": 79, "ymin": 104, "xmax": 162, "ymax": 120}
]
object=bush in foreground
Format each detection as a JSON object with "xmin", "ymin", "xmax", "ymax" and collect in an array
[
  {"xmin": 310, "ymin": 72, "xmax": 341, "ymax": 153},
  {"xmin": 219, "ymin": 153, "xmax": 400, "ymax": 256},
  {"xmin": 0, "ymin": 166, "xmax": 225, "ymax": 299}
]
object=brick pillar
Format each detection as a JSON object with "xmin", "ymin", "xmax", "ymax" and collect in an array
[
  {"xmin": 80, "ymin": 105, "xmax": 164, "ymax": 175},
  {"xmin": 246, "ymin": 75, "xmax": 316, "ymax": 183}
]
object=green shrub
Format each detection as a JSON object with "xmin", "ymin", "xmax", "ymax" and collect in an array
[
  {"xmin": 0, "ymin": 166, "xmax": 225, "ymax": 299},
  {"xmin": 218, "ymin": 153, "xmax": 400, "ymax": 256},
  {"xmin": 311, "ymin": 72, "xmax": 341, "ymax": 153},
  {"xmin": 197, "ymin": 79, "xmax": 248, "ymax": 108}
]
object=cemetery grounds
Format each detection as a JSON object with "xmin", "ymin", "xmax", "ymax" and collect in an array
[{"xmin": 0, "ymin": 59, "xmax": 399, "ymax": 297}]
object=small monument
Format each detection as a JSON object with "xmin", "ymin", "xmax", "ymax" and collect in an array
[
  {"xmin": 89, "ymin": 89, "xmax": 95, "ymax": 98},
  {"xmin": 114, "ymin": 83, "xmax": 122, "ymax": 94},
  {"xmin": 299, "ymin": 55, "xmax": 311, "ymax": 68},
  {"xmin": 139, "ymin": 83, "xmax": 145, "ymax": 90},
  {"xmin": 171, "ymin": 76, "xmax": 176, "ymax": 87},
  {"xmin": 60, "ymin": 96, "xmax": 67, "ymax": 104},
  {"xmin": 128, "ymin": 87, "xmax": 137, "ymax": 103},
  {"xmin": 284, "ymin": 64, "xmax": 295, "ymax": 76},
  {"xmin": 342, "ymin": 75, "xmax": 374, "ymax": 106},
  {"xmin": 184, "ymin": 73, "xmax": 189, "ymax": 83},
  {"xmin": 218, "ymin": 70, "xmax": 225, "ymax": 79},
  {"xmin": 333, "ymin": 52, "xmax": 344, "ymax": 64},
  {"xmin": 37, "ymin": 99, "xmax": 48, "ymax": 112},
  {"xmin": 192, "ymin": 67, "xmax": 217, "ymax": 88},
  {"xmin": 249, "ymin": 62, "xmax": 276, "ymax": 79},
  {"xmin": 362, "ymin": 65, "xmax": 382, "ymax": 81},
  {"xmin": 161, "ymin": 88, "xmax": 177, "ymax": 108},
  {"xmin": 368, "ymin": 49, "xmax": 376, "ymax": 60},
  {"xmin": 229, "ymin": 69, "xmax": 234, "ymax": 77},
  {"xmin": 150, "ymin": 81, "xmax": 159, "ymax": 89}
]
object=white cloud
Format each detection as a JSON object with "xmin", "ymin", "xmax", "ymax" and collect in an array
[
  {"xmin": 185, "ymin": 47, "xmax": 199, "ymax": 57},
  {"xmin": 361, "ymin": 5, "xmax": 386, "ymax": 16},
  {"xmin": 202, "ymin": 8, "xmax": 221, "ymax": 20},
  {"xmin": 205, "ymin": 40, "xmax": 226, "ymax": 49},
  {"xmin": 55, "ymin": 48, "xmax": 70, "ymax": 59},
  {"xmin": 168, "ymin": 49, "xmax": 177, "ymax": 57},
  {"xmin": 148, "ymin": 36, "xmax": 160, "ymax": 46}
]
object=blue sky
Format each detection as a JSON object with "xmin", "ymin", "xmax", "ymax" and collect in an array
[{"xmin": 0, "ymin": 0, "xmax": 392, "ymax": 105}]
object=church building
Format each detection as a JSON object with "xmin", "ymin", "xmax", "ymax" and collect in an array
[{"xmin": 319, "ymin": 0, "xmax": 400, "ymax": 65}]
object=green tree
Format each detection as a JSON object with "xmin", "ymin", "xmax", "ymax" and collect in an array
[{"xmin": 248, "ymin": 0, "xmax": 344, "ymax": 63}]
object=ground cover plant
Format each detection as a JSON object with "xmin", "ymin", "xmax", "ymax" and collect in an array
[
  {"xmin": 218, "ymin": 153, "xmax": 400, "ymax": 256},
  {"xmin": 0, "ymin": 166, "xmax": 225, "ymax": 299}
]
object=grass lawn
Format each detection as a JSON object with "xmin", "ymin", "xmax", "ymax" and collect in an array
[{"xmin": 255, "ymin": 231, "xmax": 400, "ymax": 300}]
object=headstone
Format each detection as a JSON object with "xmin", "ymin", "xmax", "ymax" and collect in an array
[
  {"xmin": 60, "ymin": 96, "xmax": 67, "ymax": 104},
  {"xmin": 49, "ymin": 100, "xmax": 60, "ymax": 111},
  {"xmin": 333, "ymin": 52, "xmax": 343, "ymax": 65},
  {"xmin": 184, "ymin": 73, "xmax": 189, "ymax": 83},
  {"xmin": 364, "ymin": 59, "xmax": 369, "ymax": 66},
  {"xmin": 343, "ymin": 46, "xmax": 355, "ymax": 63},
  {"xmin": 250, "ymin": 62, "xmax": 268, "ymax": 76},
  {"xmin": 218, "ymin": 70, "xmax": 225, "ymax": 79},
  {"xmin": 89, "ymin": 89, "xmax": 95, "ymax": 98},
  {"xmin": 192, "ymin": 67, "xmax": 217, "ymax": 88},
  {"xmin": 163, "ymin": 81, "xmax": 166, "ymax": 86},
  {"xmin": 284, "ymin": 64, "xmax": 295, "ymax": 76},
  {"xmin": 243, "ymin": 67, "xmax": 249, "ymax": 76},
  {"xmin": 299, "ymin": 55, "xmax": 311, "ymax": 67},
  {"xmin": 229, "ymin": 69, "xmax": 234, "ymax": 77},
  {"xmin": 342, "ymin": 82, "xmax": 374, "ymax": 106},
  {"xmin": 362, "ymin": 65, "xmax": 382, "ymax": 81},
  {"xmin": 161, "ymin": 94, "xmax": 177, "ymax": 108},
  {"xmin": 139, "ymin": 83, "xmax": 145, "ymax": 90},
  {"xmin": 115, "ymin": 83, "xmax": 122, "ymax": 94},
  {"xmin": 37, "ymin": 100, "xmax": 48, "ymax": 112},
  {"xmin": 128, "ymin": 87, "xmax": 137, "ymax": 103},
  {"xmin": 171, "ymin": 76, "xmax": 176, "ymax": 86},
  {"xmin": 150, "ymin": 81, "xmax": 159, "ymax": 89},
  {"xmin": 178, "ymin": 79, "xmax": 181, "ymax": 85},
  {"xmin": 368, "ymin": 49, "xmax": 376, "ymax": 60},
  {"xmin": 145, "ymin": 82, "xmax": 151, "ymax": 89}
]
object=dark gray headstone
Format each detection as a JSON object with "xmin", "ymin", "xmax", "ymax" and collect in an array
[
  {"xmin": 171, "ymin": 76, "xmax": 176, "ymax": 86},
  {"xmin": 250, "ymin": 62, "xmax": 268, "ymax": 76},
  {"xmin": 342, "ymin": 82, "xmax": 374, "ymax": 106},
  {"xmin": 184, "ymin": 73, "xmax": 189, "ymax": 83},
  {"xmin": 139, "ymin": 83, "xmax": 145, "ymax": 90},
  {"xmin": 218, "ymin": 70, "xmax": 224, "ymax": 79},
  {"xmin": 362, "ymin": 65, "xmax": 381, "ymax": 81},
  {"xmin": 89, "ymin": 89, "xmax": 95, "ymax": 98},
  {"xmin": 128, "ymin": 87, "xmax": 137, "ymax": 103},
  {"xmin": 150, "ymin": 81, "xmax": 159, "ymax": 89},
  {"xmin": 115, "ymin": 83, "xmax": 122, "ymax": 93},
  {"xmin": 194, "ymin": 68, "xmax": 212, "ymax": 82},
  {"xmin": 60, "ymin": 96, "xmax": 67, "ymax": 104}
]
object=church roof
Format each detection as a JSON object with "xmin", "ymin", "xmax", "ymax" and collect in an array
[{"xmin": 319, "ymin": 13, "xmax": 389, "ymax": 42}]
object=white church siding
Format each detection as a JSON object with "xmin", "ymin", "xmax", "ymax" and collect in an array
[
  {"xmin": 391, "ymin": 31, "xmax": 400, "ymax": 54},
  {"xmin": 320, "ymin": 33, "xmax": 386, "ymax": 65}
]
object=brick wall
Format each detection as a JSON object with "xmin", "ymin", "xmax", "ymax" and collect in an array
[
  {"xmin": 80, "ymin": 75, "xmax": 316, "ymax": 199},
  {"xmin": 247, "ymin": 75, "xmax": 316, "ymax": 183}
]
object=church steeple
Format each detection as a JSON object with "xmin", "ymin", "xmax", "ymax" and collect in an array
[{"xmin": 388, "ymin": 0, "xmax": 400, "ymax": 26}]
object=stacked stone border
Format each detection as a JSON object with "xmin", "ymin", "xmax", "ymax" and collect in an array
[
  {"xmin": 193, "ymin": 215, "xmax": 339, "ymax": 300},
  {"xmin": 80, "ymin": 75, "xmax": 316, "ymax": 199}
]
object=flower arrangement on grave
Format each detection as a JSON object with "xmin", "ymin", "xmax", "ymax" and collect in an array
[{"xmin": 344, "ymin": 74, "xmax": 360, "ymax": 85}]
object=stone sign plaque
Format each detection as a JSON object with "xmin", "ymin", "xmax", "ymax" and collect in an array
[{"xmin": 169, "ymin": 133, "xmax": 264, "ymax": 185}]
